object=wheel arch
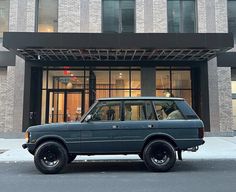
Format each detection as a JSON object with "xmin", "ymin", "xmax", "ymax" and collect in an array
[
  {"xmin": 141, "ymin": 133, "xmax": 178, "ymax": 156},
  {"xmin": 34, "ymin": 135, "xmax": 68, "ymax": 153}
]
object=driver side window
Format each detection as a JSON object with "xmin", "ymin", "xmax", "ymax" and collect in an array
[{"xmin": 89, "ymin": 101, "xmax": 121, "ymax": 121}]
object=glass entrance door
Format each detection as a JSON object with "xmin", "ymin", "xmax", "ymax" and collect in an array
[{"xmin": 47, "ymin": 90, "xmax": 84, "ymax": 123}]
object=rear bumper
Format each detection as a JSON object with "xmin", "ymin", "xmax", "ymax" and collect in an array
[{"xmin": 176, "ymin": 138, "xmax": 205, "ymax": 150}]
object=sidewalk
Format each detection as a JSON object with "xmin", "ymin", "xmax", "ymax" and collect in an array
[{"xmin": 0, "ymin": 137, "xmax": 236, "ymax": 162}]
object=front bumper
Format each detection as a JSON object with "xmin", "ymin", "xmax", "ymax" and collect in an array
[{"xmin": 22, "ymin": 143, "xmax": 36, "ymax": 154}]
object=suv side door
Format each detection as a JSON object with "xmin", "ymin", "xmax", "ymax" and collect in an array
[
  {"xmin": 80, "ymin": 100, "xmax": 122, "ymax": 153},
  {"xmin": 111, "ymin": 100, "xmax": 158, "ymax": 153}
]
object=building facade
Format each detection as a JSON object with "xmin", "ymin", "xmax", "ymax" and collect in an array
[{"xmin": 0, "ymin": 0, "xmax": 235, "ymax": 135}]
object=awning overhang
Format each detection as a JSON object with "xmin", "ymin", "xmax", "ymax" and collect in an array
[
  {"xmin": 217, "ymin": 52, "xmax": 236, "ymax": 67},
  {"xmin": 3, "ymin": 32, "xmax": 234, "ymax": 62}
]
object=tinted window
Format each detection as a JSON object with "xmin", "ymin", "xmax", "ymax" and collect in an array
[
  {"xmin": 89, "ymin": 101, "xmax": 121, "ymax": 121},
  {"xmin": 153, "ymin": 100, "xmax": 184, "ymax": 120},
  {"xmin": 168, "ymin": 0, "xmax": 196, "ymax": 33},
  {"xmin": 102, "ymin": 0, "xmax": 135, "ymax": 33},
  {"xmin": 228, "ymin": 0, "xmax": 236, "ymax": 42},
  {"xmin": 124, "ymin": 100, "xmax": 155, "ymax": 121}
]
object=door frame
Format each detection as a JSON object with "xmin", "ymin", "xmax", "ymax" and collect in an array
[{"xmin": 46, "ymin": 89, "xmax": 85, "ymax": 123}]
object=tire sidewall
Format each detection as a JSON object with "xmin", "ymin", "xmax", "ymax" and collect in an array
[
  {"xmin": 34, "ymin": 141, "xmax": 68, "ymax": 174},
  {"xmin": 143, "ymin": 140, "xmax": 176, "ymax": 172}
]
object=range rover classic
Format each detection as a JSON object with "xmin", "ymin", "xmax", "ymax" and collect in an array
[{"xmin": 22, "ymin": 97, "xmax": 205, "ymax": 174}]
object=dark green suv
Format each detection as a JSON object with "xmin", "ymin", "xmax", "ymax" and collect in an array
[{"xmin": 22, "ymin": 97, "xmax": 204, "ymax": 174}]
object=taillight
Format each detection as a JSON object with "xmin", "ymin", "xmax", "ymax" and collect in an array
[{"xmin": 198, "ymin": 128, "xmax": 204, "ymax": 138}]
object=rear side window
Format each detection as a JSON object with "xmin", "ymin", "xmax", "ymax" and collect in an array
[{"xmin": 153, "ymin": 100, "xmax": 184, "ymax": 120}]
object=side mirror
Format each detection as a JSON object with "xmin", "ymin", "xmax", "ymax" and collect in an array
[{"xmin": 85, "ymin": 114, "xmax": 92, "ymax": 122}]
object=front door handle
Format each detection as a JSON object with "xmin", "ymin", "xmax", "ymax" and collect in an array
[
  {"xmin": 112, "ymin": 125, "xmax": 118, "ymax": 129},
  {"xmin": 148, "ymin": 124, "xmax": 154, "ymax": 128}
]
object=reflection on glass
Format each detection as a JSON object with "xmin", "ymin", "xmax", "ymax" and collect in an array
[
  {"xmin": 111, "ymin": 90, "xmax": 130, "ymax": 97},
  {"xmin": 0, "ymin": 0, "xmax": 9, "ymax": 38},
  {"xmin": 38, "ymin": 0, "xmax": 58, "ymax": 32},
  {"xmin": 49, "ymin": 92, "xmax": 64, "ymax": 123},
  {"xmin": 111, "ymin": 71, "xmax": 129, "ymax": 89},
  {"xmin": 102, "ymin": 0, "xmax": 135, "ymax": 33},
  {"xmin": 131, "ymin": 71, "xmax": 141, "ymax": 89},
  {"xmin": 94, "ymin": 71, "xmax": 109, "ymax": 89},
  {"xmin": 96, "ymin": 90, "xmax": 109, "ymax": 99},
  {"xmin": 131, "ymin": 90, "xmax": 141, "ymax": 97},
  {"xmin": 66, "ymin": 92, "xmax": 82, "ymax": 121},
  {"xmin": 172, "ymin": 71, "xmax": 191, "ymax": 89},
  {"xmin": 172, "ymin": 90, "xmax": 192, "ymax": 105},
  {"xmin": 156, "ymin": 71, "xmax": 170, "ymax": 89},
  {"xmin": 228, "ymin": 0, "xmax": 236, "ymax": 41},
  {"xmin": 41, "ymin": 90, "xmax": 46, "ymax": 124},
  {"xmin": 168, "ymin": 0, "xmax": 196, "ymax": 33}
]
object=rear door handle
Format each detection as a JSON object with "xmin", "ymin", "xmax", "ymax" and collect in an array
[{"xmin": 112, "ymin": 125, "xmax": 119, "ymax": 129}]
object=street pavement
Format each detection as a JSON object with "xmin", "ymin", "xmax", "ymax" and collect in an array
[
  {"xmin": 0, "ymin": 137, "xmax": 236, "ymax": 192},
  {"xmin": 1, "ymin": 137, "xmax": 236, "ymax": 162}
]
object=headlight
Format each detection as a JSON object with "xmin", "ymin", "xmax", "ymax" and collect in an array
[{"xmin": 24, "ymin": 131, "xmax": 30, "ymax": 143}]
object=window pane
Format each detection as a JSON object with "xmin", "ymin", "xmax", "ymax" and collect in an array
[
  {"xmin": 228, "ymin": 0, "xmax": 236, "ymax": 41},
  {"xmin": 0, "ymin": 0, "xmax": 9, "ymax": 38},
  {"xmin": 121, "ymin": 0, "xmax": 135, "ymax": 32},
  {"xmin": 124, "ymin": 101, "xmax": 147, "ymax": 120},
  {"xmin": 111, "ymin": 71, "xmax": 129, "ymax": 89},
  {"xmin": 182, "ymin": 0, "xmax": 195, "ymax": 32},
  {"xmin": 232, "ymin": 81, "xmax": 236, "ymax": 93},
  {"xmin": 102, "ymin": 0, "xmax": 119, "ymax": 32},
  {"xmin": 168, "ymin": 0, "xmax": 196, "ymax": 33},
  {"xmin": 153, "ymin": 100, "xmax": 184, "ymax": 120},
  {"xmin": 89, "ymin": 101, "xmax": 121, "ymax": 121},
  {"xmin": 156, "ymin": 70, "xmax": 170, "ymax": 89},
  {"xmin": 96, "ymin": 90, "xmax": 109, "ymax": 99},
  {"xmin": 168, "ymin": 0, "xmax": 180, "ymax": 33},
  {"xmin": 131, "ymin": 71, "xmax": 141, "ymax": 89},
  {"xmin": 131, "ymin": 90, "xmax": 141, "ymax": 97},
  {"xmin": 38, "ymin": 0, "xmax": 58, "ymax": 32},
  {"xmin": 94, "ymin": 71, "xmax": 109, "ymax": 89},
  {"xmin": 172, "ymin": 90, "xmax": 192, "ymax": 105},
  {"xmin": 172, "ymin": 70, "xmax": 191, "ymax": 89},
  {"xmin": 111, "ymin": 90, "xmax": 130, "ymax": 97}
]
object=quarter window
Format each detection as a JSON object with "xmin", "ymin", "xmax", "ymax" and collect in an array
[{"xmin": 153, "ymin": 100, "xmax": 184, "ymax": 120}]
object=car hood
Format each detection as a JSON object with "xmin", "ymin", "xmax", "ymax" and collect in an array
[{"xmin": 26, "ymin": 122, "xmax": 82, "ymax": 132}]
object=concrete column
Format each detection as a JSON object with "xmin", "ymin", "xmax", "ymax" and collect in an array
[
  {"xmin": 89, "ymin": 0, "xmax": 102, "ymax": 32},
  {"xmin": 136, "ymin": 0, "xmax": 145, "ymax": 32},
  {"xmin": 58, "ymin": 0, "xmax": 80, "ymax": 32},
  {"xmin": 141, "ymin": 67, "xmax": 156, "ymax": 96},
  {"xmin": 153, "ymin": 0, "xmax": 167, "ymax": 33},
  {"xmin": 207, "ymin": 58, "xmax": 220, "ymax": 133},
  {"xmin": 0, "ymin": 68, "xmax": 7, "ymax": 132},
  {"xmin": 80, "ymin": 0, "xmax": 90, "ymax": 32}
]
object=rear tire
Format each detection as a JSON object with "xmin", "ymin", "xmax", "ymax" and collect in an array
[
  {"xmin": 143, "ymin": 140, "xmax": 176, "ymax": 172},
  {"xmin": 34, "ymin": 141, "xmax": 68, "ymax": 174}
]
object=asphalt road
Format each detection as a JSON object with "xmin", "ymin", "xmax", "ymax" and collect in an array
[{"xmin": 0, "ymin": 159, "xmax": 236, "ymax": 192}]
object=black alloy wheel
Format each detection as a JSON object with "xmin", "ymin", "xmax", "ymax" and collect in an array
[
  {"xmin": 34, "ymin": 141, "xmax": 68, "ymax": 174},
  {"xmin": 143, "ymin": 140, "xmax": 176, "ymax": 172}
]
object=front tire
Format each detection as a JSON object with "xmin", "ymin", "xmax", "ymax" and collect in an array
[
  {"xmin": 143, "ymin": 140, "xmax": 176, "ymax": 172},
  {"xmin": 34, "ymin": 141, "xmax": 68, "ymax": 174}
]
